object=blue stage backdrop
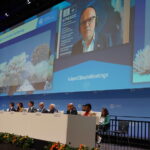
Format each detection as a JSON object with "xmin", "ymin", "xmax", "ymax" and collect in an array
[{"xmin": 0, "ymin": 88, "xmax": 150, "ymax": 120}]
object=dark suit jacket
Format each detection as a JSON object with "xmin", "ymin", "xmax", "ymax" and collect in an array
[
  {"xmin": 72, "ymin": 33, "xmax": 108, "ymax": 55},
  {"xmin": 9, "ymin": 107, "xmax": 16, "ymax": 112},
  {"xmin": 66, "ymin": 109, "xmax": 78, "ymax": 115},
  {"xmin": 39, "ymin": 108, "xmax": 48, "ymax": 113},
  {"xmin": 49, "ymin": 108, "xmax": 58, "ymax": 113},
  {"xmin": 28, "ymin": 107, "xmax": 37, "ymax": 113}
]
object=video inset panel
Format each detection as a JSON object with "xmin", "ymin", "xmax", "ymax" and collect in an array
[{"xmin": 57, "ymin": 0, "xmax": 131, "ymax": 58}]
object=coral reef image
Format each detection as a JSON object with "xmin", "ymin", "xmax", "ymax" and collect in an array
[
  {"xmin": 133, "ymin": 45, "xmax": 150, "ymax": 74},
  {"xmin": 133, "ymin": 45, "xmax": 150, "ymax": 83},
  {"xmin": 0, "ymin": 44, "xmax": 54, "ymax": 95}
]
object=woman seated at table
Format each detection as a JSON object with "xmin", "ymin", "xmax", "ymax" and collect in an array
[
  {"xmin": 98, "ymin": 107, "xmax": 110, "ymax": 131},
  {"xmin": 96, "ymin": 107, "xmax": 110, "ymax": 144},
  {"xmin": 16, "ymin": 102, "xmax": 24, "ymax": 112}
]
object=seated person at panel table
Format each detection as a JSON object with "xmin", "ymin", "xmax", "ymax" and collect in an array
[
  {"xmin": 38, "ymin": 102, "xmax": 48, "ymax": 113},
  {"xmin": 82, "ymin": 104, "xmax": 94, "ymax": 116},
  {"xmin": 98, "ymin": 107, "xmax": 110, "ymax": 131},
  {"xmin": 8, "ymin": 102, "xmax": 16, "ymax": 112},
  {"xmin": 66, "ymin": 103, "xmax": 78, "ymax": 115},
  {"xmin": 96, "ymin": 107, "xmax": 110, "ymax": 144},
  {"xmin": 16, "ymin": 102, "xmax": 24, "ymax": 112},
  {"xmin": 28, "ymin": 101, "xmax": 37, "ymax": 113},
  {"xmin": 49, "ymin": 104, "xmax": 58, "ymax": 113}
]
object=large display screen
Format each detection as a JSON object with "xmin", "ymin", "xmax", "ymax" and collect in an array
[
  {"xmin": 0, "ymin": 0, "xmax": 150, "ymax": 96},
  {"xmin": 133, "ymin": 0, "xmax": 150, "ymax": 83}
]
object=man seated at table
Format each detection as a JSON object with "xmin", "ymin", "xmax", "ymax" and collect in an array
[
  {"xmin": 49, "ymin": 104, "xmax": 58, "ymax": 113},
  {"xmin": 28, "ymin": 101, "xmax": 37, "ymax": 113},
  {"xmin": 83, "ymin": 104, "xmax": 94, "ymax": 116},
  {"xmin": 8, "ymin": 102, "xmax": 16, "ymax": 112},
  {"xmin": 66, "ymin": 103, "xmax": 78, "ymax": 115},
  {"xmin": 38, "ymin": 102, "xmax": 48, "ymax": 113}
]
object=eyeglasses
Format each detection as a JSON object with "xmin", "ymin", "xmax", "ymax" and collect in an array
[{"xmin": 80, "ymin": 16, "xmax": 96, "ymax": 26}]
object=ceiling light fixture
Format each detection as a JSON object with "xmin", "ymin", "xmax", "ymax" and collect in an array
[
  {"xmin": 27, "ymin": 0, "xmax": 31, "ymax": 4},
  {"xmin": 4, "ymin": 13, "xmax": 9, "ymax": 17}
]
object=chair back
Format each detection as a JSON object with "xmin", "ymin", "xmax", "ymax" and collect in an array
[{"xmin": 118, "ymin": 120, "xmax": 129, "ymax": 133}]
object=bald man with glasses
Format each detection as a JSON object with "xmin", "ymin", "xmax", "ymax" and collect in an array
[{"xmin": 72, "ymin": 7, "xmax": 107, "ymax": 55}]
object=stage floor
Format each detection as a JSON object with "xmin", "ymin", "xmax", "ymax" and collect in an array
[{"xmin": 99, "ymin": 143, "xmax": 148, "ymax": 150}]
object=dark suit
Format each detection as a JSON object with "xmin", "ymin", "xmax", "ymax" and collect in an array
[
  {"xmin": 39, "ymin": 108, "xmax": 48, "ymax": 113},
  {"xmin": 28, "ymin": 107, "xmax": 37, "ymax": 113},
  {"xmin": 9, "ymin": 107, "xmax": 16, "ymax": 112},
  {"xmin": 49, "ymin": 108, "xmax": 58, "ymax": 113},
  {"xmin": 66, "ymin": 109, "xmax": 78, "ymax": 115},
  {"xmin": 72, "ymin": 33, "xmax": 108, "ymax": 55}
]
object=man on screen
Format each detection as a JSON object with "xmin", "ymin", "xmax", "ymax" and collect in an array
[{"xmin": 72, "ymin": 7, "xmax": 106, "ymax": 55}]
